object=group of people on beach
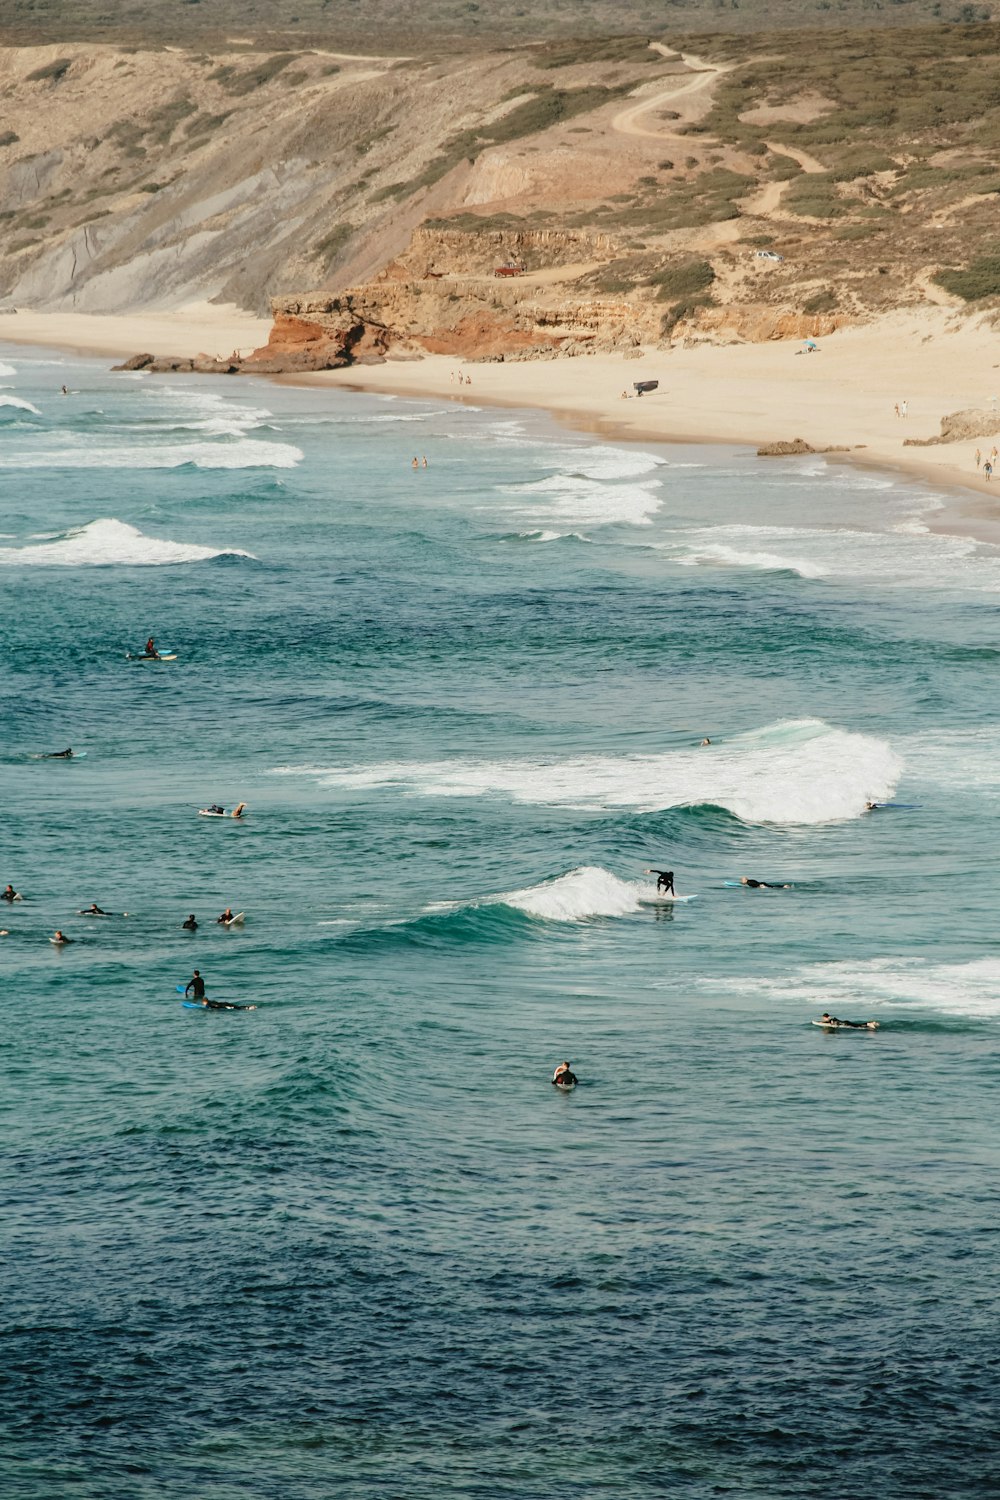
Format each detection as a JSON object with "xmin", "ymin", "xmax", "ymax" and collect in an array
[{"xmin": 974, "ymin": 446, "xmax": 998, "ymax": 481}]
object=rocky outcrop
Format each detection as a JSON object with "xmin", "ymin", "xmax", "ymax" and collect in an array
[
  {"xmin": 756, "ymin": 438, "xmax": 814, "ymax": 455},
  {"xmin": 681, "ymin": 306, "xmax": 849, "ymax": 342},
  {"xmin": 903, "ymin": 407, "xmax": 1000, "ymax": 445}
]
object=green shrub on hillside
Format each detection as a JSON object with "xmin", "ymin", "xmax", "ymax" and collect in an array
[
  {"xmin": 934, "ymin": 255, "xmax": 1000, "ymax": 300},
  {"xmin": 210, "ymin": 54, "xmax": 298, "ymax": 95},
  {"xmin": 315, "ymin": 223, "xmax": 354, "ymax": 262},
  {"xmin": 784, "ymin": 172, "xmax": 849, "ymax": 216},
  {"xmin": 27, "ymin": 58, "xmax": 71, "ymax": 82},
  {"xmin": 802, "ymin": 288, "xmax": 837, "ymax": 312},
  {"xmin": 650, "ymin": 259, "xmax": 716, "ymax": 299},
  {"xmin": 535, "ymin": 37, "xmax": 661, "ymax": 68}
]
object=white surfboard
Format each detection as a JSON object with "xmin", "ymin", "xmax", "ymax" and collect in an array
[{"xmin": 221, "ymin": 911, "xmax": 245, "ymax": 927}]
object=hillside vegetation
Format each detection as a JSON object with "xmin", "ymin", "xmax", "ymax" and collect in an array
[
  {"xmin": 0, "ymin": 23, "xmax": 999, "ymax": 337},
  {"xmin": 0, "ymin": 0, "xmax": 995, "ymax": 49}
]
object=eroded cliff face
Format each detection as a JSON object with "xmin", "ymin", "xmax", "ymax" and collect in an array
[{"xmin": 239, "ymin": 228, "xmax": 849, "ymax": 373}]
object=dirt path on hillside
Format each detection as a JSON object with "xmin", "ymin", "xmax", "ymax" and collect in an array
[
  {"xmin": 611, "ymin": 53, "xmax": 730, "ymax": 139},
  {"xmin": 764, "ymin": 141, "xmax": 827, "ymax": 175}
]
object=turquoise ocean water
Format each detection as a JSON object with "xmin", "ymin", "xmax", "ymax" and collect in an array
[{"xmin": 2, "ymin": 347, "xmax": 999, "ymax": 1497}]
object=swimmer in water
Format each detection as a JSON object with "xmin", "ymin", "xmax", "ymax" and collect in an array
[
  {"xmin": 79, "ymin": 903, "xmax": 109, "ymax": 916},
  {"xmin": 51, "ymin": 930, "xmax": 73, "ymax": 945},
  {"xmin": 231, "ymin": 803, "xmax": 246, "ymax": 819},
  {"xmin": 552, "ymin": 1061, "xmax": 578, "ymax": 1087},
  {"xmin": 3, "ymin": 884, "xmax": 19, "ymax": 902},
  {"xmin": 740, "ymin": 877, "xmax": 792, "ymax": 890},
  {"xmin": 700, "ymin": 738, "xmax": 712, "ymax": 746},
  {"xmin": 819, "ymin": 1013, "xmax": 879, "ymax": 1030},
  {"xmin": 644, "ymin": 868, "xmax": 675, "ymax": 895},
  {"xmin": 182, "ymin": 914, "xmax": 198, "ymax": 931}
]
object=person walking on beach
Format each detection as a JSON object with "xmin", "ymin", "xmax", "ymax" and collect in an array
[
  {"xmin": 975, "ymin": 448, "xmax": 982, "ymax": 469},
  {"xmin": 901, "ymin": 399, "xmax": 908, "ymax": 418},
  {"xmin": 985, "ymin": 461, "xmax": 993, "ymax": 482},
  {"xmin": 894, "ymin": 403, "xmax": 900, "ymax": 418},
  {"xmin": 992, "ymin": 446, "xmax": 998, "ymax": 464}
]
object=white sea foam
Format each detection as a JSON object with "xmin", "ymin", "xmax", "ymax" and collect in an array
[
  {"xmin": 0, "ymin": 437, "xmax": 301, "ymax": 469},
  {"xmin": 718, "ymin": 956, "xmax": 1000, "ymax": 1021},
  {"xmin": 0, "ymin": 517, "xmax": 255, "ymax": 567},
  {"xmin": 669, "ymin": 541, "xmax": 827, "ymax": 579},
  {"xmin": 500, "ymin": 865, "xmax": 650, "ymax": 921},
  {"xmin": 0, "ymin": 361, "xmax": 17, "ymax": 376},
  {"xmin": 272, "ymin": 717, "xmax": 901, "ymax": 825},
  {"xmin": 502, "ymin": 473, "xmax": 662, "ymax": 527},
  {"xmin": 894, "ymin": 727, "xmax": 1000, "ymax": 795},
  {"xmin": 506, "ymin": 529, "xmax": 591, "ymax": 544},
  {"xmin": 661, "ymin": 522, "xmax": 1000, "ymax": 592},
  {"xmin": 0, "ymin": 394, "xmax": 41, "ymax": 415}
]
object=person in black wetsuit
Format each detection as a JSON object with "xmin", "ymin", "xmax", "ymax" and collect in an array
[
  {"xmin": 3, "ymin": 884, "xmax": 18, "ymax": 903},
  {"xmin": 80, "ymin": 903, "xmax": 108, "ymax": 915},
  {"xmin": 185, "ymin": 969, "xmax": 206, "ymax": 1000},
  {"xmin": 740, "ymin": 877, "xmax": 792, "ymax": 890},
  {"xmin": 182, "ymin": 914, "xmax": 198, "ymax": 931},
  {"xmin": 645, "ymin": 868, "xmax": 675, "ymax": 895},
  {"xmin": 44, "ymin": 748, "xmax": 74, "ymax": 758},
  {"xmin": 203, "ymin": 999, "xmax": 256, "ymax": 1011},
  {"xmin": 552, "ymin": 1062, "xmax": 578, "ymax": 1087},
  {"xmin": 819, "ymin": 1013, "xmax": 879, "ymax": 1030},
  {"xmin": 217, "ymin": 907, "xmax": 234, "ymax": 925}
]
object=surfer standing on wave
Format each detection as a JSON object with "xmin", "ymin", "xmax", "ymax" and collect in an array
[{"xmin": 645, "ymin": 868, "xmax": 675, "ymax": 895}]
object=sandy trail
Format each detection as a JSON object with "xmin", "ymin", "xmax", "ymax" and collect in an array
[
  {"xmin": 611, "ymin": 54, "xmax": 729, "ymax": 139},
  {"xmin": 764, "ymin": 141, "xmax": 827, "ymax": 174}
]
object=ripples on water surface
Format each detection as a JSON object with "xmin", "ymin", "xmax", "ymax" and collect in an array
[{"xmin": 3, "ymin": 349, "xmax": 999, "ymax": 1498}]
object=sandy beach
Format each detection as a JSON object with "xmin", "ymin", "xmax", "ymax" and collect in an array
[
  {"xmin": 0, "ymin": 303, "xmax": 272, "ymax": 363},
  {"xmin": 303, "ymin": 307, "xmax": 1000, "ymax": 543},
  {"xmin": 4, "ymin": 303, "xmax": 1000, "ymax": 540}
]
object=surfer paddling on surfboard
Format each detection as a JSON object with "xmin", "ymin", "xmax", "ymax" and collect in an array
[
  {"xmin": 740, "ymin": 877, "xmax": 792, "ymax": 889},
  {"xmin": 817, "ymin": 1013, "xmax": 879, "ymax": 1030}
]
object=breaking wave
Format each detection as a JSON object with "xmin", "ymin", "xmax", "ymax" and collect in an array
[
  {"xmin": 0, "ymin": 394, "xmax": 41, "ymax": 416},
  {"xmin": 0, "ymin": 436, "xmax": 301, "ymax": 469},
  {"xmin": 718, "ymin": 956, "xmax": 1000, "ymax": 1022},
  {"xmin": 272, "ymin": 717, "xmax": 902, "ymax": 825},
  {"xmin": 0, "ymin": 517, "xmax": 256, "ymax": 567}
]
